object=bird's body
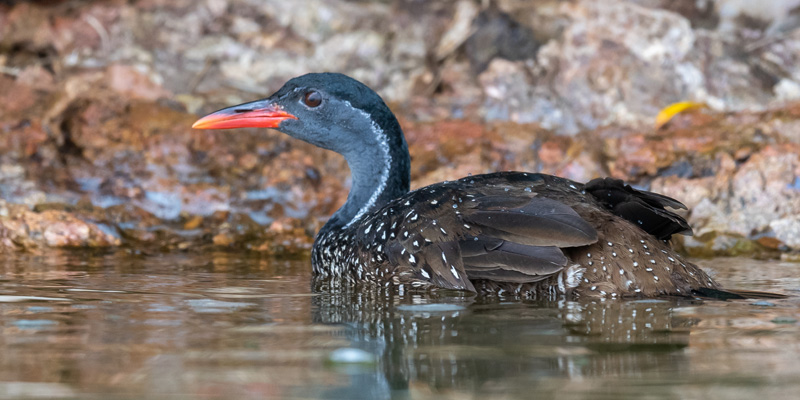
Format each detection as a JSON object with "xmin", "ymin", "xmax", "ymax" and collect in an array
[
  {"xmin": 193, "ymin": 73, "xmax": 741, "ymax": 299},
  {"xmin": 311, "ymin": 172, "xmax": 716, "ymax": 299}
]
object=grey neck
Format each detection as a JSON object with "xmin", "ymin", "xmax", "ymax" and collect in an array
[{"xmin": 317, "ymin": 113, "xmax": 410, "ymax": 237}]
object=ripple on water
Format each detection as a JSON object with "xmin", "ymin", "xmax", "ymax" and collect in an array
[
  {"xmin": 12, "ymin": 319, "xmax": 57, "ymax": 329},
  {"xmin": 0, "ymin": 295, "xmax": 68, "ymax": 302},
  {"xmin": 396, "ymin": 303, "xmax": 466, "ymax": 312},
  {"xmin": 184, "ymin": 298, "xmax": 256, "ymax": 313}
]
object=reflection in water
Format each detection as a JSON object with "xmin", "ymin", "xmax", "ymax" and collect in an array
[
  {"xmin": 0, "ymin": 251, "xmax": 797, "ymax": 399},
  {"xmin": 312, "ymin": 292, "xmax": 707, "ymax": 399}
]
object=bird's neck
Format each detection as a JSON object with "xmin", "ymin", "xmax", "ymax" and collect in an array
[{"xmin": 319, "ymin": 113, "xmax": 410, "ymax": 237}]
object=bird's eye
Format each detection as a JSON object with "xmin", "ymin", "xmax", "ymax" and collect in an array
[{"xmin": 303, "ymin": 91, "xmax": 322, "ymax": 108}]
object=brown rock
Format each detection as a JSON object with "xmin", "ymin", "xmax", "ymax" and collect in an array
[
  {"xmin": 107, "ymin": 64, "xmax": 171, "ymax": 101},
  {"xmin": 212, "ymin": 233, "xmax": 234, "ymax": 246},
  {"xmin": 0, "ymin": 200, "xmax": 120, "ymax": 251}
]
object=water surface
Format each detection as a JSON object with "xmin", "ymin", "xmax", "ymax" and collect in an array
[{"xmin": 0, "ymin": 251, "xmax": 798, "ymax": 399}]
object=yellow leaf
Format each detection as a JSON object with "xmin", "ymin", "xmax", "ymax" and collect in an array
[{"xmin": 655, "ymin": 101, "xmax": 706, "ymax": 129}]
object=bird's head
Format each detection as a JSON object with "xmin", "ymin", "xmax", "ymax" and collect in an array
[{"xmin": 192, "ymin": 73, "xmax": 400, "ymax": 157}]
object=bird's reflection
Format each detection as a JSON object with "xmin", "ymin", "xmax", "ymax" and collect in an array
[{"xmin": 311, "ymin": 286, "xmax": 704, "ymax": 398}]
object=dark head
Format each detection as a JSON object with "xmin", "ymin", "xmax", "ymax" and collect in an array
[
  {"xmin": 193, "ymin": 73, "xmax": 406, "ymax": 161},
  {"xmin": 193, "ymin": 73, "xmax": 411, "ymax": 230}
]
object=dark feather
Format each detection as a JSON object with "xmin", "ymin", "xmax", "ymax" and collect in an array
[
  {"xmin": 584, "ymin": 177, "xmax": 692, "ymax": 240},
  {"xmin": 461, "ymin": 236, "xmax": 567, "ymax": 283},
  {"xmin": 384, "ymin": 239, "xmax": 474, "ymax": 291},
  {"xmin": 464, "ymin": 197, "xmax": 597, "ymax": 247},
  {"xmin": 614, "ymin": 202, "xmax": 691, "ymax": 240},
  {"xmin": 419, "ymin": 241, "xmax": 474, "ymax": 291},
  {"xmin": 464, "ymin": 268, "xmax": 555, "ymax": 283}
]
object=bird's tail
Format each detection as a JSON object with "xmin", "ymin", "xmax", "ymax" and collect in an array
[{"xmin": 692, "ymin": 287, "xmax": 788, "ymax": 300}]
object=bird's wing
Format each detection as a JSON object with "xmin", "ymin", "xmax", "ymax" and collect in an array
[{"xmin": 361, "ymin": 177, "xmax": 598, "ymax": 290}]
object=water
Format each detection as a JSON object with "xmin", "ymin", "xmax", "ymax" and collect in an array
[{"xmin": 0, "ymin": 251, "xmax": 798, "ymax": 399}]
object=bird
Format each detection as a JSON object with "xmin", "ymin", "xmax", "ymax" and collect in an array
[{"xmin": 192, "ymin": 72, "xmax": 773, "ymax": 300}]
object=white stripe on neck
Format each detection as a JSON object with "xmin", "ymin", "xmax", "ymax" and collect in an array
[{"xmin": 344, "ymin": 101, "xmax": 390, "ymax": 228}]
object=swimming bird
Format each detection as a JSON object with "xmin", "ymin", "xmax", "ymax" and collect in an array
[{"xmin": 193, "ymin": 73, "xmax": 755, "ymax": 299}]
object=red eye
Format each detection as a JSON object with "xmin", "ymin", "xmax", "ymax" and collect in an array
[{"xmin": 303, "ymin": 91, "xmax": 322, "ymax": 108}]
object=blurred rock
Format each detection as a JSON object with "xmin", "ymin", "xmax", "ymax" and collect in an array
[
  {"xmin": 435, "ymin": 0, "xmax": 480, "ymax": 61},
  {"xmin": 0, "ymin": 200, "xmax": 120, "ymax": 250},
  {"xmin": 1, "ymin": 0, "xmax": 800, "ymax": 258},
  {"xmin": 628, "ymin": 0, "xmax": 719, "ymax": 29},
  {"xmin": 107, "ymin": 64, "xmax": 171, "ymax": 101},
  {"xmin": 464, "ymin": 3, "xmax": 540, "ymax": 73}
]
